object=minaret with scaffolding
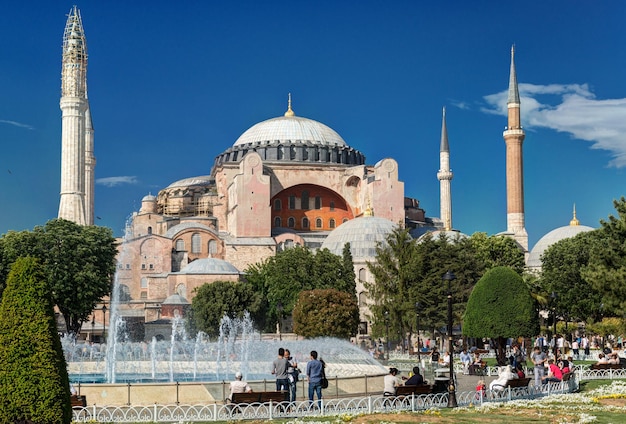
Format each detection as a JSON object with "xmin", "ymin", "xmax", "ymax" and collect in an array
[{"xmin": 58, "ymin": 6, "xmax": 93, "ymax": 225}]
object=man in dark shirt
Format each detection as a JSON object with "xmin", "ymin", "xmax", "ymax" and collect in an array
[
  {"xmin": 404, "ymin": 366, "xmax": 425, "ymax": 385},
  {"xmin": 306, "ymin": 350, "xmax": 323, "ymax": 406},
  {"xmin": 272, "ymin": 347, "xmax": 289, "ymax": 392}
]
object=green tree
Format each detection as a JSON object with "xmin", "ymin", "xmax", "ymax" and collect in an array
[
  {"xmin": 582, "ymin": 197, "xmax": 626, "ymax": 317},
  {"xmin": 540, "ymin": 230, "xmax": 603, "ymax": 322},
  {"xmin": 244, "ymin": 246, "xmax": 356, "ymax": 332},
  {"xmin": 463, "ymin": 266, "xmax": 539, "ymax": 365},
  {"xmin": 0, "ymin": 257, "xmax": 72, "ymax": 424},
  {"xmin": 0, "ymin": 219, "xmax": 118, "ymax": 335},
  {"xmin": 468, "ymin": 232, "xmax": 526, "ymax": 275},
  {"xmin": 292, "ymin": 289, "xmax": 359, "ymax": 338},
  {"xmin": 191, "ymin": 280, "xmax": 263, "ymax": 338}
]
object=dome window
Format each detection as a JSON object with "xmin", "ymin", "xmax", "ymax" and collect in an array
[
  {"xmin": 315, "ymin": 218, "xmax": 322, "ymax": 229},
  {"xmin": 191, "ymin": 233, "xmax": 201, "ymax": 254},
  {"xmin": 289, "ymin": 195, "xmax": 296, "ymax": 210},
  {"xmin": 288, "ymin": 217, "xmax": 295, "ymax": 228},
  {"xmin": 315, "ymin": 196, "xmax": 322, "ymax": 209},
  {"xmin": 274, "ymin": 217, "xmax": 282, "ymax": 227},
  {"xmin": 330, "ymin": 201, "xmax": 335, "ymax": 211},
  {"xmin": 302, "ymin": 217, "xmax": 309, "ymax": 229},
  {"xmin": 175, "ymin": 239, "xmax": 185, "ymax": 251},
  {"xmin": 301, "ymin": 190, "xmax": 309, "ymax": 210},
  {"xmin": 329, "ymin": 218, "xmax": 336, "ymax": 229},
  {"xmin": 274, "ymin": 199, "xmax": 282, "ymax": 211}
]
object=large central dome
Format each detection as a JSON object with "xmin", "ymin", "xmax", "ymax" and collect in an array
[{"xmin": 233, "ymin": 101, "xmax": 346, "ymax": 147}]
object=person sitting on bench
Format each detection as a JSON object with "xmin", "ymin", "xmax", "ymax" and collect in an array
[
  {"xmin": 403, "ymin": 366, "xmax": 426, "ymax": 386},
  {"xmin": 227, "ymin": 371, "xmax": 252, "ymax": 402}
]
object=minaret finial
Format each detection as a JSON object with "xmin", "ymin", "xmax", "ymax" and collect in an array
[
  {"xmin": 364, "ymin": 198, "xmax": 373, "ymax": 217},
  {"xmin": 284, "ymin": 93, "xmax": 295, "ymax": 117},
  {"xmin": 508, "ymin": 44, "xmax": 520, "ymax": 104},
  {"xmin": 440, "ymin": 106, "xmax": 449, "ymax": 153},
  {"xmin": 570, "ymin": 204, "xmax": 580, "ymax": 226}
]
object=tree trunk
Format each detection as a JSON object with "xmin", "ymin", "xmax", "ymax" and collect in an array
[{"xmin": 496, "ymin": 336, "xmax": 508, "ymax": 365}]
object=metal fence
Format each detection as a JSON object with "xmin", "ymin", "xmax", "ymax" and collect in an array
[{"xmin": 71, "ymin": 378, "xmax": 577, "ymax": 423}]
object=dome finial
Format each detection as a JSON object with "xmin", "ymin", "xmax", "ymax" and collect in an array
[
  {"xmin": 364, "ymin": 197, "xmax": 373, "ymax": 217},
  {"xmin": 284, "ymin": 93, "xmax": 295, "ymax": 117},
  {"xmin": 570, "ymin": 203, "xmax": 580, "ymax": 226}
]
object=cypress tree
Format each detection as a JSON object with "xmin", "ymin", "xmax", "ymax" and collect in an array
[{"xmin": 0, "ymin": 257, "xmax": 71, "ymax": 424}]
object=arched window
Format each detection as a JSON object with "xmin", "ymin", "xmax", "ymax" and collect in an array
[
  {"xmin": 289, "ymin": 195, "xmax": 296, "ymax": 210},
  {"xmin": 315, "ymin": 196, "xmax": 322, "ymax": 209},
  {"xmin": 330, "ymin": 201, "xmax": 335, "ymax": 211},
  {"xmin": 191, "ymin": 233, "xmax": 201, "ymax": 253},
  {"xmin": 208, "ymin": 239, "xmax": 217, "ymax": 255},
  {"xmin": 302, "ymin": 217, "xmax": 309, "ymax": 229},
  {"xmin": 358, "ymin": 291, "xmax": 368, "ymax": 307},
  {"xmin": 329, "ymin": 218, "xmax": 336, "ymax": 229},
  {"xmin": 119, "ymin": 284, "xmax": 131, "ymax": 302},
  {"xmin": 176, "ymin": 284, "xmax": 187, "ymax": 298},
  {"xmin": 343, "ymin": 218, "xmax": 349, "ymax": 224},
  {"xmin": 175, "ymin": 239, "xmax": 185, "ymax": 251},
  {"xmin": 274, "ymin": 199, "xmax": 282, "ymax": 211},
  {"xmin": 274, "ymin": 216, "xmax": 282, "ymax": 227},
  {"xmin": 301, "ymin": 190, "xmax": 309, "ymax": 210},
  {"xmin": 288, "ymin": 217, "xmax": 295, "ymax": 228},
  {"xmin": 358, "ymin": 268, "xmax": 366, "ymax": 282},
  {"xmin": 315, "ymin": 218, "xmax": 322, "ymax": 228},
  {"xmin": 147, "ymin": 226, "xmax": 153, "ymax": 235}
]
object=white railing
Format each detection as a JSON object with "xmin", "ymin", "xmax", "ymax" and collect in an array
[{"xmin": 71, "ymin": 379, "xmax": 576, "ymax": 423}]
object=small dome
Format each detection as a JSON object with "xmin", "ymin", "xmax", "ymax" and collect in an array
[
  {"xmin": 166, "ymin": 175, "xmax": 214, "ymax": 189},
  {"xmin": 178, "ymin": 258, "xmax": 240, "ymax": 275},
  {"xmin": 528, "ymin": 224, "xmax": 594, "ymax": 269},
  {"xmin": 234, "ymin": 115, "xmax": 347, "ymax": 148},
  {"xmin": 321, "ymin": 216, "xmax": 396, "ymax": 259},
  {"xmin": 163, "ymin": 294, "xmax": 189, "ymax": 305},
  {"xmin": 142, "ymin": 194, "xmax": 156, "ymax": 202}
]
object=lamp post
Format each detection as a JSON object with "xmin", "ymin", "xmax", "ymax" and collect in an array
[
  {"xmin": 101, "ymin": 304, "xmax": 107, "ymax": 343},
  {"xmin": 551, "ymin": 292, "xmax": 558, "ymax": 357},
  {"xmin": 415, "ymin": 302, "xmax": 421, "ymax": 363},
  {"xmin": 276, "ymin": 302, "xmax": 283, "ymax": 341},
  {"xmin": 384, "ymin": 311, "xmax": 390, "ymax": 361},
  {"xmin": 442, "ymin": 270, "xmax": 457, "ymax": 408},
  {"xmin": 91, "ymin": 316, "xmax": 95, "ymax": 343}
]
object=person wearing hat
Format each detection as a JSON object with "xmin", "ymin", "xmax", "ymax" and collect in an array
[{"xmin": 227, "ymin": 371, "xmax": 252, "ymax": 402}]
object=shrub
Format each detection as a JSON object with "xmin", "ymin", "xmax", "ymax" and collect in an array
[{"xmin": 0, "ymin": 257, "xmax": 71, "ymax": 424}]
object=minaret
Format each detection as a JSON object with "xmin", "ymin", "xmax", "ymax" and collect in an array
[
  {"xmin": 502, "ymin": 45, "xmax": 528, "ymax": 251},
  {"xmin": 84, "ymin": 99, "xmax": 95, "ymax": 225},
  {"xmin": 437, "ymin": 107, "xmax": 453, "ymax": 231},
  {"xmin": 58, "ymin": 6, "xmax": 90, "ymax": 225}
]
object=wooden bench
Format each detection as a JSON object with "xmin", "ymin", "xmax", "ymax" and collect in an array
[
  {"xmin": 230, "ymin": 391, "xmax": 289, "ymax": 404},
  {"xmin": 591, "ymin": 363, "xmax": 625, "ymax": 370},
  {"xmin": 561, "ymin": 372, "xmax": 573, "ymax": 381},
  {"xmin": 70, "ymin": 395, "xmax": 87, "ymax": 408},
  {"xmin": 395, "ymin": 385, "xmax": 432, "ymax": 396},
  {"xmin": 492, "ymin": 377, "xmax": 531, "ymax": 391}
]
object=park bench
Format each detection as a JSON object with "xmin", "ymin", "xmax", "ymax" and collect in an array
[
  {"xmin": 230, "ymin": 391, "xmax": 289, "ymax": 404},
  {"xmin": 394, "ymin": 385, "xmax": 433, "ymax": 396},
  {"xmin": 70, "ymin": 395, "xmax": 87, "ymax": 408},
  {"xmin": 491, "ymin": 377, "xmax": 531, "ymax": 391},
  {"xmin": 590, "ymin": 363, "xmax": 625, "ymax": 370}
]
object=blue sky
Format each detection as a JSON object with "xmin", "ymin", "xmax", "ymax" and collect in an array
[{"xmin": 1, "ymin": 1, "xmax": 625, "ymax": 249}]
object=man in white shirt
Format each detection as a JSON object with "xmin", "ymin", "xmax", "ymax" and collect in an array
[{"xmin": 228, "ymin": 371, "xmax": 252, "ymax": 402}]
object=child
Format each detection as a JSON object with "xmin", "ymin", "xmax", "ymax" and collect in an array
[{"xmin": 475, "ymin": 379, "xmax": 486, "ymax": 400}]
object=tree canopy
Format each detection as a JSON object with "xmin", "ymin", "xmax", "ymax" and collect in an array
[
  {"xmin": 190, "ymin": 280, "xmax": 263, "ymax": 338},
  {"xmin": 0, "ymin": 219, "xmax": 118, "ymax": 335},
  {"xmin": 244, "ymin": 245, "xmax": 356, "ymax": 333},
  {"xmin": 0, "ymin": 257, "xmax": 72, "ymax": 424},
  {"xmin": 292, "ymin": 288, "xmax": 359, "ymax": 338},
  {"xmin": 463, "ymin": 266, "xmax": 539, "ymax": 364}
]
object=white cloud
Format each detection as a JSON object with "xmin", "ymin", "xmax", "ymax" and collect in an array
[
  {"xmin": 96, "ymin": 176, "xmax": 139, "ymax": 187},
  {"xmin": 481, "ymin": 83, "xmax": 626, "ymax": 167},
  {"xmin": 0, "ymin": 119, "xmax": 34, "ymax": 130}
]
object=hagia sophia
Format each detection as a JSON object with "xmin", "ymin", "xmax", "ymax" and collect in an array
[{"xmin": 57, "ymin": 7, "xmax": 594, "ymax": 341}]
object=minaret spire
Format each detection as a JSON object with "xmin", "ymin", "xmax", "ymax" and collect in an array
[
  {"xmin": 437, "ymin": 107, "xmax": 453, "ymax": 231},
  {"xmin": 284, "ymin": 93, "xmax": 295, "ymax": 117},
  {"xmin": 503, "ymin": 45, "xmax": 528, "ymax": 251},
  {"xmin": 58, "ymin": 6, "xmax": 90, "ymax": 225}
]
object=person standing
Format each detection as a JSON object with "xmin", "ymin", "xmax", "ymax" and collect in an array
[
  {"xmin": 460, "ymin": 348, "xmax": 471, "ymax": 375},
  {"xmin": 531, "ymin": 346, "xmax": 547, "ymax": 387},
  {"xmin": 285, "ymin": 348, "xmax": 298, "ymax": 402},
  {"xmin": 272, "ymin": 347, "xmax": 289, "ymax": 392},
  {"xmin": 306, "ymin": 350, "xmax": 323, "ymax": 407}
]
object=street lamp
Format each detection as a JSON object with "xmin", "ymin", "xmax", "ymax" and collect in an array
[
  {"xmin": 551, "ymin": 292, "xmax": 558, "ymax": 357},
  {"xmin": 384, "ymin": 311, "xmax": 390, "ymax": 361},
  {"xmin": 101, "ymin": 305, "xmax": 107, "ymax": 343},
  {"xmin": 442, "ymin": 270, "xmax": 457, "ymax": 408},
  {"xmin": 415, "ymin": 302, "xmax": 421, "ymax": 363},
  {"xmin": 91, "ymin": 316, "xmax": 95, "ymax": 343},
  {"xmin": 276, "ymin": 302, "xmax": 283, "ymax": 341}
]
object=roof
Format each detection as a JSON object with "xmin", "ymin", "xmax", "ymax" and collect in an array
[
  {"xmin": 321, "ymin": 216, "xmax": 396, "ymax": 259},
  {"xmin": 177, "ymin": 258, "xmax": 240, "ymax": 275},
  {"xmin": 165, "ymin": 175, "xmax": 214, "ymax": 189},
  {"xmin": 527, "ymin": 223, "xmax": 594, "ymax": 269}
]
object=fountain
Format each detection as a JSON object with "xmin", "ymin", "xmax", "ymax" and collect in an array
[{"xmin": 62, "ymin": 215, "xmax": 386, "ymax": 384}]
